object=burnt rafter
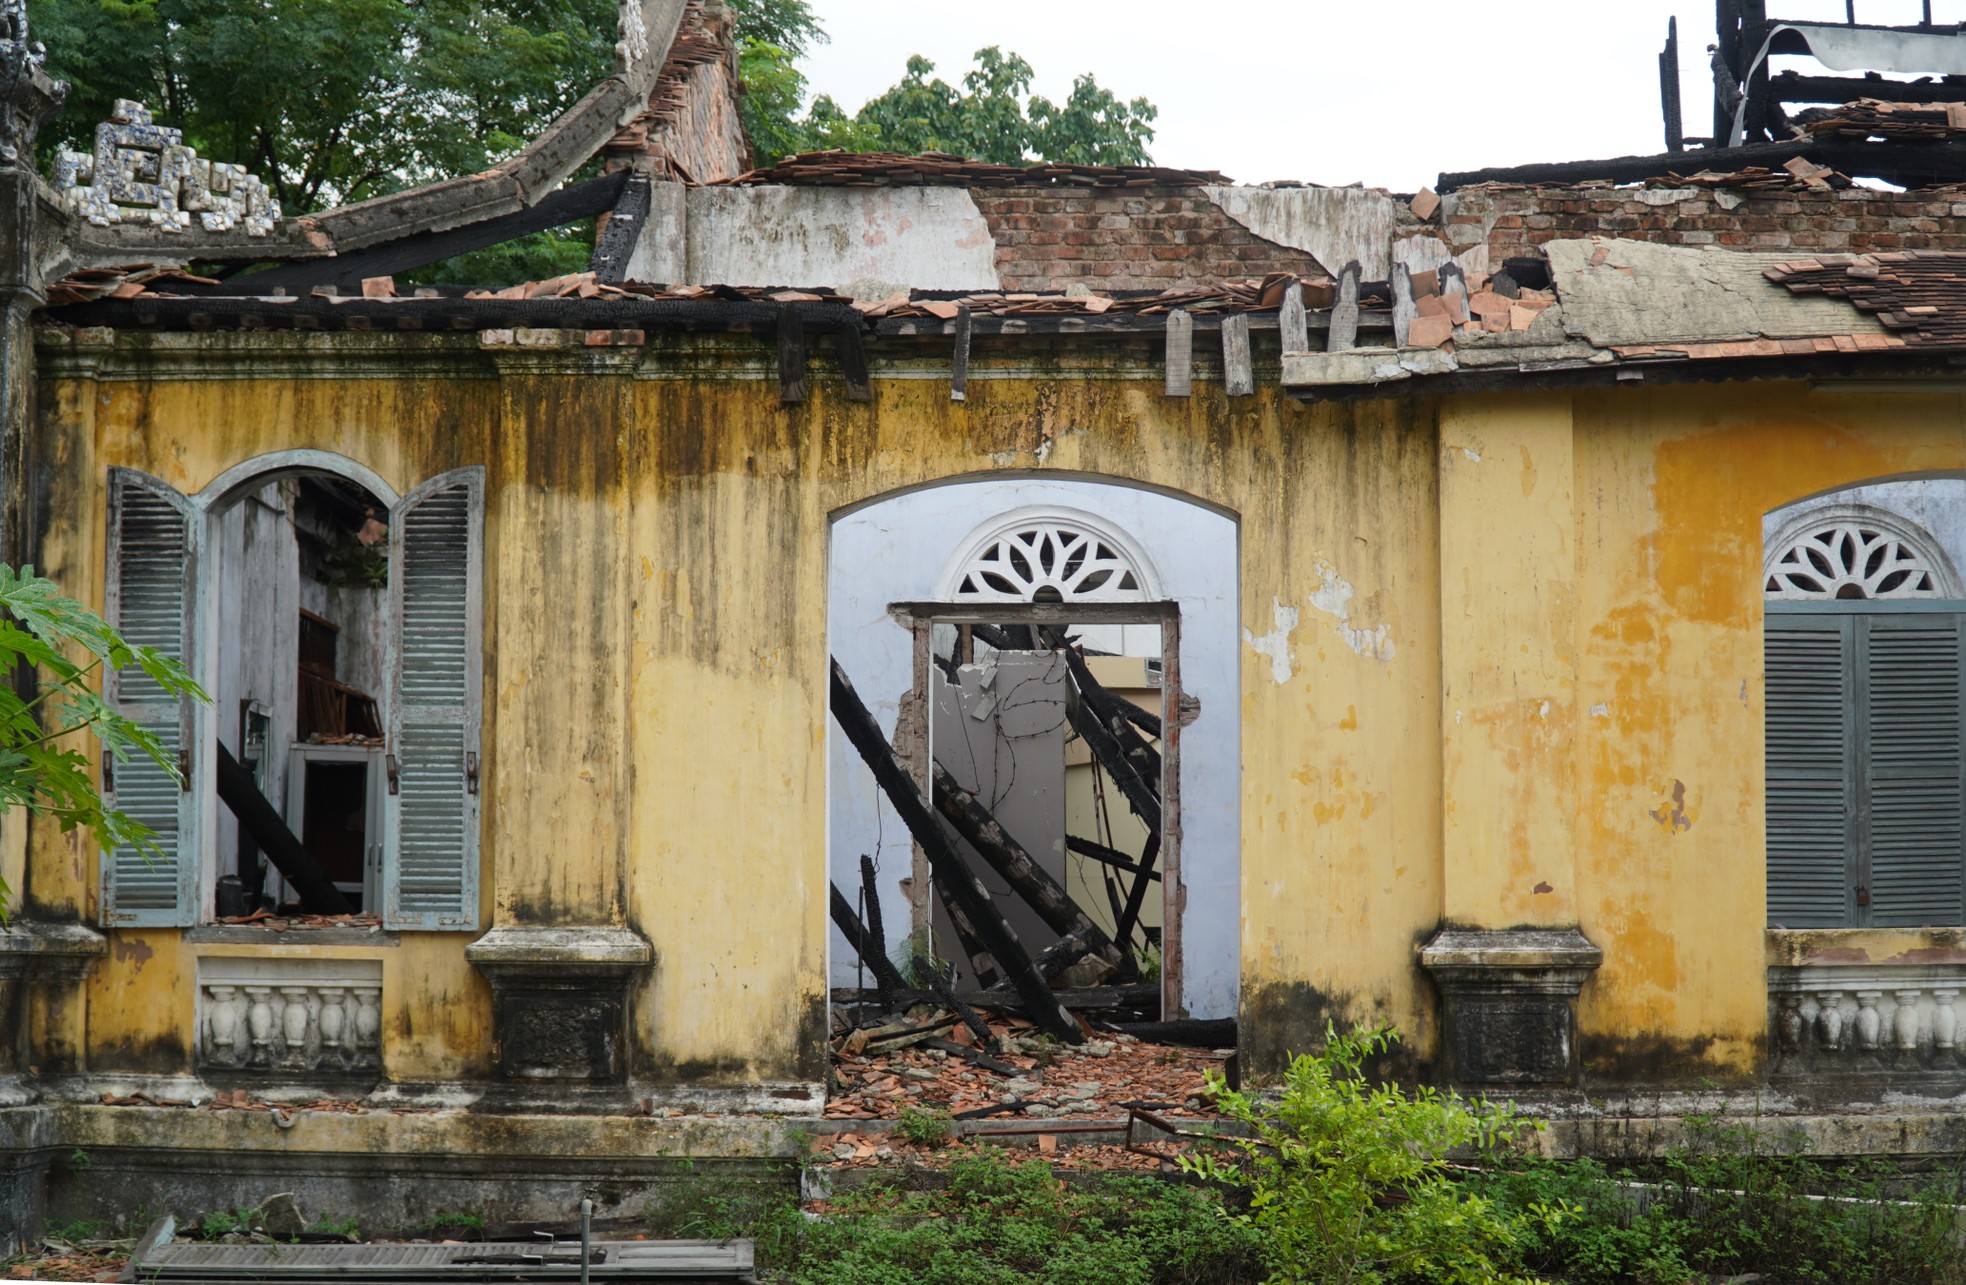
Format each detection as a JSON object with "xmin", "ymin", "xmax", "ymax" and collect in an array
[{"xmin": 237, "ymin": 170, "xmax": 631, "ymax": 289}]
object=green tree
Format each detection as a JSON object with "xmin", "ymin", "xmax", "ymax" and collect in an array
[
  {"xmin": 28, "ymin": 0, "xmax": 617, "ymax": 210},
  {"xmin": 0, "ymin": 566, "xmax": 205, "ymax": 922}
]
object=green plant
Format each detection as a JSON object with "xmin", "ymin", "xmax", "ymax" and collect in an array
[
  {"xmin": 0, "ymin": 565, "xmax": 207, "ymax": 921},
  {"xmin": 196, "ymin": 1209, "xmax": 248, "ymax": 1239},
  {"xmin": 1471, "ymin": 1126, "xmax": 1966, "ymax": 1285},
  {"xmin": 894, "ymin": 1106, "xmax": 953, "ymax": 1148},
  {"xmin": 665, "ymin": 1152, "xmax": 1269, "ymax": 1284},
  {"xmin": 66, "ymin": 1148, "xmax": 91, "ymax": 1172},
  {"xmin": 412, "ymin": 1209, "xmax": 487, "ymax": 1239},
  {"xmin": 305, "ymin": 1215, "xmax": 360, "ymax": 1239},
  {"xmin": 42, "ymin": 1217, "xmax": 103, "ymax": 1244},
  {"xmin": 1180, "ymin": 1024, "xmax": 1555, "ymax": 1285}
]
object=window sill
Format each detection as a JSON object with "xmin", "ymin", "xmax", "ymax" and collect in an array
[
  {"xmin": 186, "ymin": 923, "xmax": 401, "ymax": 947},
  {"xmin": 1766, "ymin": 926, "xmax": 1966, "ymax": 969}
]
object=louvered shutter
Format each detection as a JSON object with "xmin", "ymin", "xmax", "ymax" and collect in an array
[
  {"xmin": 1765, "ymin": 615, "xmax": 1855, "ymax": 928},
  {"xmin": 101, "ymin": 469, "xmax": 200, "ymax": 926},
  {"xmin": 1860, "ymin": 616, "xmax": 1966, "ymax": 927},
  {"xmin": 382, "ymin": 468, "xmax": 483, "ymax": 930}
]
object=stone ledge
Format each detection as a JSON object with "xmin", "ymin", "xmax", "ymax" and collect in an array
[
  {"xmin": 1419, "ymin": 926, "xmax": 1603, "ymax": 975},
  {"xmin": 0, "ymin": 921, "xmax": 106, "ymax": 981},
  {"xmin": 465, "ymin": 924, "xmax": 652, "ymax": 969}
]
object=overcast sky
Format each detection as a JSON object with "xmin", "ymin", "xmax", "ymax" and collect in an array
[{"xmin": 796, "ymin": 0, "xmax": 1964, "ymax": 191}]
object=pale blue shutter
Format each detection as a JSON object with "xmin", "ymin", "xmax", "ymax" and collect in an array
[
  {"xmin": 382, "ymin": 468, "xmax": 483, "ymax": 930},
  {"xmin": 101, "ymin": 469, "xmax": 200, "ymax": 927},
  {"xmin": 1861, "ymin": 616, "xmax": 1966, "ymax": 927},
  {"xmin": 1765, "ymin": 616, "xmax": 1854, "ymax": 928}
]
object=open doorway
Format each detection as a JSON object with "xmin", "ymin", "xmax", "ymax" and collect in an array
[
  {"xmin": 913, "ymin": 605, "xmax": 1179, "ymax": 1019},
  {"xmin": 210, "ymin": 473, "xmax": 390, "ymax": 917}
]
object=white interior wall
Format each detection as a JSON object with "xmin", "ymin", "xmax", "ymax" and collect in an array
[
  {"xmin": 211, "ymin": 484, "xmax": 300, "ymax": 884},
  {"xmin": 827, "ymin": 477, "xmax": 1240, "ymax": 1018}
]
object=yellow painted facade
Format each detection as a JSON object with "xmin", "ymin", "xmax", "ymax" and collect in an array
[{"xmin": 25, "ymin": 326, "xmax": 1966, "ymax": 1092}]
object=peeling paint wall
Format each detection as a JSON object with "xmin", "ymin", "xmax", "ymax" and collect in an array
[{"xmin": 684, "ymin": 186, "xmax": 1000, "ymax": 295}]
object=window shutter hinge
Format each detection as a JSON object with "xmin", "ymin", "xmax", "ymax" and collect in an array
[
  {"xmin": 386, "ymin": 754, "xmax": 400, "ymax": 796},
  {"xmin": 465, "ymin": 751, "xmax": 479, "ymax": 795},
  {"xmin": 1856, "ymin": 886, "xmax": 1872, "ymax": 907}
]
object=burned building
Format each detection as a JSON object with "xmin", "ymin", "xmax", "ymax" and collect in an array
[{"xmin": 16, "ymin": 0, "xmax": 1966, "ymax": 1240}]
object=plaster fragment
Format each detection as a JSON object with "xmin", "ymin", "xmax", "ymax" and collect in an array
[
  {"xmin": 1461, "ymin": 447, "xmax": 1482, "ymax": 462},
  {"xmin": 1538, "ymin": 700, "xmax": 1550, "ymax": 719},
  {"xmin": 1307, "ymin": 559, "xmax": 1396, "ymax": 662},
  {"xmin": 1590, "ymin": 702, "xmax": 1610, "ymax": 718},
  {"xmin": 1242, "ymin": 598, "xmax": 1299, "ymax": 685}
]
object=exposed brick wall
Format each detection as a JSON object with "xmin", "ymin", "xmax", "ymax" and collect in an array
[
  {"xmin": 1447, "ymin": 186, "xmax": 1966, "ymax": 267},
  {"xmin": 973, "ymin": 188, "xmax": 1325, "ymax": 291}
]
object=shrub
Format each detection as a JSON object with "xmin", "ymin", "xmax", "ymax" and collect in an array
[
  {"xmin": 1178, "ymin": 1024, "xmax": 1555, "ymax": 1285},
  {"xmin": 895, "ymin": 1106, "xmax": 953, "ymax": 1148}
]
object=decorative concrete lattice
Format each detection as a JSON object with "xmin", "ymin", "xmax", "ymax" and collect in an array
[
  {"xmin": 52, "ymin": 99, "xmax": 280, "ymax": 236},
  {"xmin": 952, "ymin": 519, "xmax": 1147, "ymax": 602},
  {"xmin": 1764, "ymin": 513, "xmax": 1953, "ymax": 600}
]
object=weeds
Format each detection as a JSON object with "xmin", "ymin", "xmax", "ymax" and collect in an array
[
  {"xmin": 409, "ymin": 1210, "xmax": 487, "ymax": 1240},
  {"xmin": 894, "ymin": 1106, "xmax": 953, "ymax": 1148},
  {"xmin": 40, "ymin": 1218, "xmax": 103, "ymax": 1245}
]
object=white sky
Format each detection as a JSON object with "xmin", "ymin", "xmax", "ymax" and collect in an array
[{"xmin": 797, "ymin": 0, "xmax": 1966, "ymax": 191}]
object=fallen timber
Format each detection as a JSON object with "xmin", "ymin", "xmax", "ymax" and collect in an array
[{"xmin": 829, "ymin": 657, "xmax": 1084, "ymax": 1043}]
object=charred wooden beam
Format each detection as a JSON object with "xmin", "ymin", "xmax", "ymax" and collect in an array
[
  {"xmin": 1029, "ymin": 925, "xmax": 1096, "ymax": 982},
  {"xmin": 1767, "ymin": 72, "xmax": 1966, "ymax": 106},
  {"xmin": 833, "ymin": 325, "xmax": 874, "ymax": 402},
  {"xmin": 777, "ymin": 304, "xmax": 808, "ymax": 405},
  {"xmin": 830, "ymin": 657, "xmax": 1083, "ymax": 1043},
  {"xmin": 907, "ymin": 947, "xmax": 997, "ymax": 1049},
  {"xmin": 589, "ymin": 173, "xmax": 653, "ymax": 285},
  {"xmin": 1440, "ymin": 137, "xmax": 1966, "ymax": 192},
  {"xmin": 239, "ymin": 171, "xmax": 630, "ymax": 289},
  {"xmin": 833, "ymin": 984, "xmax": 1160, "ymax": 1010},
  {"xmin": 858, "ymin": 855, "xmax": 897, "ymax": 1011},
  {"xmin": 932, "ymin": 763, "xmax": 1126, "ymax": 978},
  {"xmin": 1049, "ymin": 638, "xmax": 1162, "ymax": 820},
  {"xmin": 828, "ymin": 882, "xmax": 912, "ymax": 1001},
  {"xmin": 215, "ymin": 743, "xmax": 353, "ymax": 916},
  {"xmin": 1660, "ymin": 17, "xmax": 1684, "ymax": 154},
  {"xmin": 1113, "ymin": 835, "xmax": 1161, "ymax": 953},
  {"xmin": 1103, "ymin": 1016, "xmax": 1236, "ymax": 1049},
  {"xmin": 942, "ymin": 893, "xmax": 1004, "ymax": 989},
  {"xmin": 1066, "ymin": 834, "xmax": 1161, "ymax": 881}
]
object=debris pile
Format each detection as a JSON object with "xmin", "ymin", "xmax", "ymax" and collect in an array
[
  {"xmin": 825, "ymin": 1012, "xmax": 1227, "ymax": 1123},
  {"xmin": 1801, "ymin": 98, "xmax": 1966, "ymax": 143},
  {"xmin": 1655, "ymin": 156, "xmax": 1848, "ymax": 191},
  {"xmin": 1766, "ymin": 250, "xmax": 1966, "ymax": 346},
  {"xmin": 1401, "ymin": 265, "xmax": 1556, "ymax": 350}
]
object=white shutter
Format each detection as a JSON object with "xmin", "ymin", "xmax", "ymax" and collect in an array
[
  {"xmin": 382, "ymin": 468, "xmax": 483, "ymax": 930},
  {"xmin": 101, "ymin": 469, "xmax": 200, "ymax": 926}
]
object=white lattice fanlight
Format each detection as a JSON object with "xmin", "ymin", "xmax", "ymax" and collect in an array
[
  {"xmin": 1763, "ymin": 504, "xmax": 1963, "ymax": 600},
  {"xmin": 939, "ymin": 507, "xmax": 1160, "ymax": 602}
]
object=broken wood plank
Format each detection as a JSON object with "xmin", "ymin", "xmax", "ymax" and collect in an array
[
  {"xmin": 777, "ymin": 304, "xmax": 808, "ymax": 405},
  {"xmin": 215, "ymin": 743, "xmax": 353, "ymax": 916},
  {"xmin": 1164, "ymin": 309, "xmax": 1193, "ymax": 396},
  {"xmin": 1327, "ymin": 263, "xmax": 1360, "ymax": 352},
  {"xmin": 830, "ymin": 657, "xmax": 1083, "ymax": 1043},
  {"xmin": 907, "ymin": 946, "xmax": 996, "ymax": 1049},
  {"xmin": 932, "ymin": 763, "xmax": 1126, "ymax": 978},
  {"xmin": 1030, "ymin": 925, "xmax": 1097, "ymax": 982},
  {"xmin": 587, "ymin": 173, "xmax": 652, "ymax": 286},
  {"xmin": 921, "ymin": 1037, "xmax": 1021, "ymax": 1076},
  {"xmin": 950, "ymin": 306, "xmax": 973, "ymax": 402},
  {"xmin": 1220, "ymin": 313, "xmax": 1254, "ymax": 396},
  {"xmin": 1278, "ymin": 282, "xmax": 1309, "ymax": 355}
]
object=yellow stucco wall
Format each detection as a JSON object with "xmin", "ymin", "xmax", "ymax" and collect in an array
[{"xmin": 30, "ymin": 325, "xmax": 1966, "ymax": 1092}]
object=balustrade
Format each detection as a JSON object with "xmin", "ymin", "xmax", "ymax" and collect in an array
[{"xmin": 197, "ymin": 959, "xmax": 382, "ymax": 1076}]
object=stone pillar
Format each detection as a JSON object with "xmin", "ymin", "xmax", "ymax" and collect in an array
[
  {"xmin": 0, "ymin": 922, "xmax": 104, "ymax": 1104},
  {"xmin": 1424, "ymin": 393, "xmax": 1600, "ymax": 1087},
  {"xmin": 466, "ymin": 925, "xmax": 650, "ymax": 1085}
]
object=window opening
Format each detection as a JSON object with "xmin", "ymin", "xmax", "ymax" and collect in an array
[{"xmin": 213, "ymin": 473, "xmax": 390, "ymax": 918}]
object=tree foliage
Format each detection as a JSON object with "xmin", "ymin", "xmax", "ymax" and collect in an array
[
  {"xmin": 28, "ymin": 0, "xmax": 617, "ymax": 210},
  {"xmin": 0, "ymin": 565, "xmax": 205, "ymax": 922}
]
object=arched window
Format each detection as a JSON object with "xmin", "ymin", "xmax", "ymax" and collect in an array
[
  {"xmin": 1763, "ymin": 499, "xmax": 1966, "ymax": 929},
  {"xmin": 1763, "ymin": 505, "xmax": 1962, "ymax": 600},
  {"xmin": 940, "ymin": 508, "xmax": 1159, "ymax": 603}
]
